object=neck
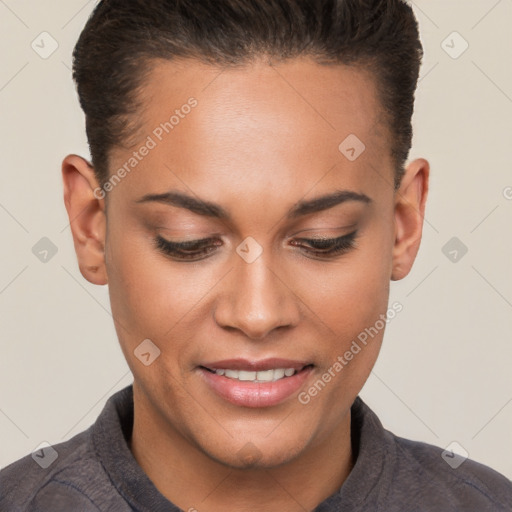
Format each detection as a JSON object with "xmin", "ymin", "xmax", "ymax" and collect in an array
[{"xmin": 130, "ymin": 386, "xmax": 353, "ymax": 512}]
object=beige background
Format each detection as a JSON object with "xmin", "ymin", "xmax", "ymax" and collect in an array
[{"xmin": 1, "ymin": 1, "xmax": 511, "ymax": 479}]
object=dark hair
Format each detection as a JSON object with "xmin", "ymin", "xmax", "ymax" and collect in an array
[{"xmin": 72, "ymin": 0, "xmax": 423, "ymax": 191}]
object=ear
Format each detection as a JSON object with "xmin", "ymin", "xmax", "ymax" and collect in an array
[
  {"xmin": 62, "ymin": 154, "xmax": 108, "ymax": 285},
  {"xmin": 391, "ymin": 158, "xmax": 430, "ymax": 281}
]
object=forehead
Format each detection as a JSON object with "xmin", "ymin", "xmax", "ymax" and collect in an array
[
  {"xmin": 110, "ymin": 56, "xmax": 393, "ymax": 208},
  {"xmin": 139, "ymin": 56, "xmax": 387, "ymax": 146}
]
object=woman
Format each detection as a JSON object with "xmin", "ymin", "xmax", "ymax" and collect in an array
[{"xmin": 1, "ymin": 0, "xmax": 511, "ymax": 510}]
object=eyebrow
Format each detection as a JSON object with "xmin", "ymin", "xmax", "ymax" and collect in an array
[{"xmin": 135, "ymin": 189, "xmax": 372, "ymax": 220}]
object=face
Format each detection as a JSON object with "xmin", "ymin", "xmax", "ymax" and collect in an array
[{"xmin": 63, "ymin": 56, "xmax": 428, "ymax": 470}]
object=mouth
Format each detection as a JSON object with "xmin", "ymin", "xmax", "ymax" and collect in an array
[
  {"xmin": 197, "ymin": 359, "xmax": 314, "ymax": 408},
  {"xmin": 200, "ymin": 365, "xmax": 312, "ymax": 383}
]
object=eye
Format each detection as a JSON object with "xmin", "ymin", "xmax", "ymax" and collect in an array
[
  {"xmin": 154, "ymin": 231, "xmax": 359, "ymax": 262},
  {"xmin": 154, "ymin": 236, "xmax": 223, "ymax": 261},
  {"xmin": 290, "ymin": 230, "xmax": 358, "ymax": 258}
]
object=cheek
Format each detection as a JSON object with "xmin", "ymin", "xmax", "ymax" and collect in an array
[
  {"xmin": 293, "ymin": 224, "xmax": 393, "ymax": 401},
  {"xmin": 105, "ymin": 229, "xmax": 219, "ymax": 354},
  {"xmin": 298, "ymin": 229, "xmax": 392, "ymax": 331},
  {"xmin": 105, "ymin": 229, "xmax": 178, "ymax": 343},
  {"xmin": 300, "ymin": 266, "xmax": 388, "ymax": 381},
  {"xmin": 105, "ymin": 236, "xmax": 194, "ymax": 394}
]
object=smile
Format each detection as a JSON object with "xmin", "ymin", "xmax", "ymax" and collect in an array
[
  {"xmin": 204, "ymin": 367, "xmax": 301, "ymax": 382},
  {"xmin": 198, "ymin": 359, "xmax": 314, "ymax": 408}
]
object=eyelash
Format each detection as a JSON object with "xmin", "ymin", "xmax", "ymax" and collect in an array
[{"xmin": 154, "ymin": 231, "xmax": 358, "ymax": 262}]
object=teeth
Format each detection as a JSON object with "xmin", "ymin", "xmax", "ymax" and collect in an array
[
  {"xmin": 273, "ymin": 368, "xmax": 285, "ymax": 380},
  {"xmin": 255, "ymin": 369, "xmax": 274, "ymax": 382},
  {"xmin": 238, "ymin": 371, "xmax": 256, "ymax": 381},
  {"xmin": 212, "ymin": 368, "xmax": 297, "ymax": 382}
]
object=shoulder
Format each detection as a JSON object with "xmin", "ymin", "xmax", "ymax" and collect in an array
[
  {"xmin": 349, "ymin": 397, "xmax": 512, "ymax": 511},
  {"xmin": 389, "ymin": 432, "xmax": 512, "ymax": 510},
  {"xmin": 0, "ymin": 429, "xmax": 125, "ymax": 511}
]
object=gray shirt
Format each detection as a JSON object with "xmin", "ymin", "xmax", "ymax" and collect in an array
[{"xmin": 1, "ymin": 385, "xmax": 511, "ymax": 511}]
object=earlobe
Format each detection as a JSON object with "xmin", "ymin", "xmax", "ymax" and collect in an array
[
  {"xmin": 391, "ymin": 158, "xmax": 430, "ymax": 281},
  {"xmin": 62, "ymin": 154, "xmax": 108, "ymax": 285}
]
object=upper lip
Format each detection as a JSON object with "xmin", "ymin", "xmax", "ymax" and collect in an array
[{"xmin": 200, "ymin": 358, "xmax": 312, "ymax": 372}]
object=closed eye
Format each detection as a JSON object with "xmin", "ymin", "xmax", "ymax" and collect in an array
[
  {"xmin": 290, "ymin": 231, "xmax": 358, "ymax": 258},
  {"xmin": 154, "ymin": 236, "xmax": 222, "ymax": 261},
  {"xmin": 154, "ymin": 230, "xmax": 358, "ymax": 262}
]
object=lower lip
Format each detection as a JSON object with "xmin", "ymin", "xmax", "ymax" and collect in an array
[{"xmin": 198, "ymin": 366, "xmax": 314, "ymax": 408}]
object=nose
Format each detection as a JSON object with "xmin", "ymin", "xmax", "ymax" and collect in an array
[{"xmin": 213, "ymin": 252, "xmax": 300, "ymax": 340}]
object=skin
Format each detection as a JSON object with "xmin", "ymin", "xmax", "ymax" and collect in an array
[{"xmin": 62, "ymin": 56, "xmax": 429, "ymax": 511}]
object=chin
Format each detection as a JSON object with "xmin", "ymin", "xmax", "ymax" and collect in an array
[{"xmin": 202, "ymin": 436, "xmax": 307, "ymax": 470}]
